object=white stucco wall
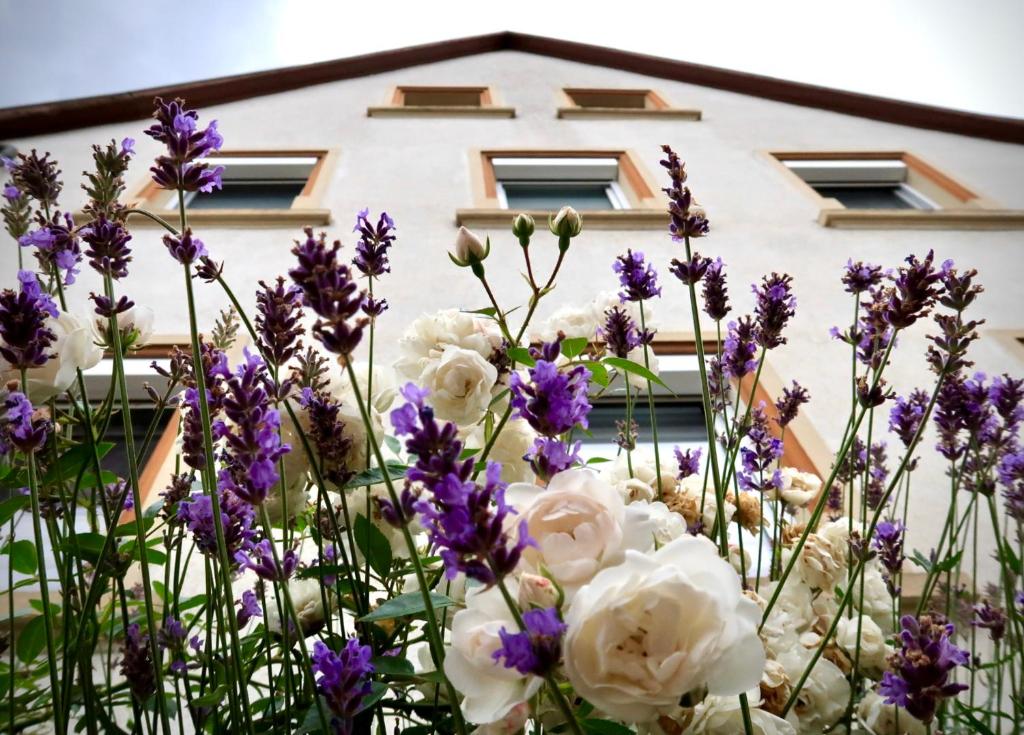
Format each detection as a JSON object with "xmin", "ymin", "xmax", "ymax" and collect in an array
[{"xmin": 4, "ymin": 50, "xmax": 1024, "ymax": 585}]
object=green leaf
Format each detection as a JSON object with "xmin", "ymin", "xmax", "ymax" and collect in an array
[
  {"xmin": 584, "ymin": 361, "xmax": 609, "ymax": 388},
  {"xmin": 354, "ymin": 515, "xmax": 392, "ymax": 578},
  {"xmin": 467, "ymin": 306, "xmax": 497, "ymax": 317},
  {"xmin": 383, "ymin": 435, "xmax": 402, "ymax": 456},
  {"xmin": 0, "ymin": 495, "xmax": 28, "ymax": 526},
  {"xmin": 459, "ymin": 447, "xmax": 481, "ymax": 460},
  {"xmin": 344, "ymin": 462, "xmax": 408, "ymax": 489},
  {"xmin": 358, "ymin": 592, "xmax": 455, "ymax": 623},
  {"xmin": 933, "ymin": 551, "xmax": 963, "ymax": 574},
  {"xmin": 64, "ymin": 532, "xmax": 107, "ymax": 565},
  {"xmin": 5, "ymin": 539, "xmax": 37, "ymax": 575},
  {"xmin": 582, "ymin": 719, "xmax": 635, "ymax": 735},
  {"xmin": 191, "ymin": 683, "xmax": 228, "ymax": 708},
  {"xmin": 953, "ymin": 702, "xmax": 996, "ymax": 735},
  {"xmin": 585, "ymin": 456, "xmax": 611, "ymax": 465},
  {"xmin": 296, "ymin": 698, "xmax": 331, "ymax": 734},
  {"xmin": 560, "ymin": 337, "xmax": 589, "ymax": 359},
  {"xmin": 371, "ymin": 656, "xmax": 415, "ymax": 677},
  {"xmin": 16, "ymin": 615, "xmax": 47, "ymax": 663},
  {"xmin": 603, "ymin": 356, "xmax": 672, "ymax": 391},
  {"xmin": 909, "ymin": 549, "xmax": 933, "ymax": 572},
  {"xmin": 40, "ymin": 442, "xmax": 115, "ymax": 486},
  {"xmin": 356, "ymin": 681, "xmax": 388, "ymax": 714},
  {"xmin": 997, "ymin": 539, "xmax": 1022, "ymax": 576},
  {"xmin": 507, "ymin": 347, "xmax": 535, "ymax": 367}
]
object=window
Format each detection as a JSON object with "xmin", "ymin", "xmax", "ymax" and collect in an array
[
  {"xmin": 459, "ymin": 149, "xmax": 667, "ymax": 229},
  {"xmin": 493, "ymin": 157, "xmax": 627, "ymax": 212},
  {"xmin": 781, "ymin": 159, "xmax": 936, "ymax": 211},
  {"xmin": 558, "ymin": 88, "xmax": 701, "ymax": 120},
  {"xmin": 368, "ymin": 86, "xmax": 515, "ymax": 117},
  {"xmin": 770, "ymin": 151, "xmax": 1024, "ymax": 229},
  {"xmin": 124, "ymin": 150, "xmax": 335, "ymax": 226}
]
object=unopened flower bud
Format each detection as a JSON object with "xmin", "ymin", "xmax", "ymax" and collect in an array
[
  {"xmin": 549, "ymin": 206, "xmax": 582, "ymax": 247},
  {"xmin": 511, "ymin": 213, "xmax": 535, "ymax": 245},
  {"xmin": 449, "ymin": 226, "xmax": 490, "ymax": 278},
  {"xmin": 517, "ymin": 572, "xmax": 561, "ymax": 610}
]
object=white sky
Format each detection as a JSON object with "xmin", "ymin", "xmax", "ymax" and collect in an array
[{"xmin": 2, "ymin": 0, "xmax": 1023, "ymax": 118}]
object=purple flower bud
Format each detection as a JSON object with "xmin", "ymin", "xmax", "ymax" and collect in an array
[
  {"xmin": 526, "ymin": 437, "xmax": 581, "ymax": 483},
  {"xmin": 162, "ymin": 228, "xmax": 208, "ymax": 266},
  {"xmin": 701, "ymin": 257, "xmax": 731, "ymax": 322},
  {"xmin": 236, "ymin": 589, "xmax": 262, "ymax": 628},
  {"xmin": 81, "ymin": 215, "xmax": 132, "ymax": 279},
  {"xmin": 613, "ymin": 249, "xmax": 661, "ymax": 302}
]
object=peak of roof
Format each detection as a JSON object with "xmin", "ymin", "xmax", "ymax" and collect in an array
[{"xmin": 2, "ymin": 31, "xmax": 1021, "ymax": 143}]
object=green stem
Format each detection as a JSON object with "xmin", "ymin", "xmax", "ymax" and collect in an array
[{"xmin": 638, "ymin": 301, "xmax": 662, "ymax": 499}]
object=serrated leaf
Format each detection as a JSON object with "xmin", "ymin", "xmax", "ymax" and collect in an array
[
  {"xmin": 603, "ymin": 356, "xmax": 672, "ymax": 391},
  {"xmin": 584, "ymin": 361, "xmax": 609, "ymax": 387},
  {"xmin": 358, "ymin": 592, "xmax": 455, "ymax": 622},
  {"xmin": 16, "ymin": 615, "xmax": 47, "ymax": 663},
  {"xmin": 354, "ymin": 515, "xmax": 392, "ymax": 578},
  {"xmin": 5, "ymin": 539, "xmax": 36, "ymax": 575},
  {"xmin": 560, "ymin": 337, "xmax": 589, "ymax": 359},
  {"xmin": 507, "ymin": 347, "xmax": 535, "ymax": 367},
  {"xmin": 344, "ymin": 462, "xmax": 408, "ymax": 489}
]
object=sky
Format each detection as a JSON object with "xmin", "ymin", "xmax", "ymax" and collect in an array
[{"xmin": 2, "ymin": 0, "xmax": 1023, "ymax": 118}]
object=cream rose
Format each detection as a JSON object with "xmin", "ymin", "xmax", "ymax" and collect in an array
[
  {"xmin": 463, "ymin": 418, "xmax": 537, "ymax": 484},
  {"xmin": 505, "ymin": 469, "xmax": 652, "ymax": 597},
  {"xmin": 266, "ymin": 577, "xmax": 331, "ymax": 636},
  {"xmin": 395, "ymin": 308, "xmax": 500, "ymax": 383},
  {"xmin": 444, "ymin": 585, "xmax": 543, "ymax": 724},
  {"xmin": 563, "ymin": 535, "xmax": 765, "ymax": 723},
  {"xmin": 781, "ymin": 651, "xmax": 848, "ymax": 734},
  {"xmin": 687, "ymin": 690, "xmax": 796, "ymax": 734},
  {"xmin": 856, "ymin": 690, "xmax": 927, "ymax": 735},
  {"xmin": 835, "ymin": 615, "xmax": 890, "ymax": 678},
  {"xmin": 2, "ymin": 310, "xmax": 103, "ymax": 402},
  {"xmin": 797, "ymin": 533, "xmax": 845, "ymax": 591},
  {"xmin": 600, "ymin": 449, "xmax": 677, "ymax": 504},
  {"xmin": 418, "ymin": 345, "xmax": 497, "ymax": 426},
  {"xmin": 777, "ymin": 467, "xmax": 822, "ymax": 508},
  {"xmin": 533, "ymin": 303, "xmax": 598, "ymax": 344}
]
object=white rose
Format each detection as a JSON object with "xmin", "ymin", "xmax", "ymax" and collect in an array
[
  {"xmin": 472, "ymin": 701, "xmax": 530, "ymax": 735},
  {"xmin": 817, "ymin": 519, "xmax": 851, "ymax": 562},
  {"xmin": 564, "ymin": 535, "xmax": 765, "ymax": 723},
  {"xmin": 589, "ymin": 291, "xmax": 649, "ymax": 331},
  {"xmin": 396, "ymin": 309, "xmax": 500, "ymax": 384},
  {"xmin": 625, "ymin": 345, "xmax": 659, "ymax": 390},
  {"xmin": 679, "ymin": 474, "xmax": 736, "ymax": 533},
  {"xmin": 266, "ymin": 577, "xmax": 330, "ymax": 636},
  {"xmin": 91, "ymin": 304, "xmax": 155, "ymax": 350},
  {"xmin": 778, "ymin": 468, "xmax": 822, "ymax": 508},
  {"xmin": 797, "ymin": 533, "xmax": 844, "ymax": 591},
  {"xmin": 463, "ymin": 418, "xmax": 537, "ymax": 484},
  {"xmin": 854, "ymin": 563, "xmax": 895, "ymax": 633},
  {"xmin": 263, "ymin": 409, "xmax": 311, "ymax": 523},
  {"xmin": 517, "ymin": 573, "xmax": 560, "ymax": 610},
  {"xmin": 444, "ymin": 585, "xmax": 543, "ymax": 724},
  {"xmin": 628, "ymin": 500, "xmax": 687, "ymax": 550},
  {"xmin": 856, "ymin": 691, "xmax": 927, "ymax": 735},
  {"xmin": 761, "ymin": 579, "xmax": 815, "ymax": 658},
  {"xmin": 333, "ymin": 360, "xmax": 398, "ymax": 415},
  {"xmin": 505, "ymin": 469, "xmax": 652, "ymax": 597},
  {"xmin": 338, "ymin": 484, "xmax": 409, "ymax": 559},
  {"xmin": 601, "ymin": 449, "xmax": 678, "ymax": 504},
  {"xmin": 687, "ymin": 690, "xmax": 796, "ymax": 735},
  {"xmin": 418, "ymin": 345, "xmax": 497, "ymax": 426},
  {"xmin": 783, "ymin": 652, "xmax": 848, "ymax": 734},
  {"xmin": 835, "ymin": 615, "xmax": 890, "ymax": 678},
  {"xmin": 533, "ymin": 303, "xmax": 599, "ymax": 344},
  {"xmin": 1, "ymin": 310, "xmax": 103, "ymax": 402}
]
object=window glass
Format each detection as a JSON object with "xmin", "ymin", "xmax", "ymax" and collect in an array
[
  {"xmin": 579, "ymin": 399, "xmax": 707, "ymax": 460},
  {"xmin": 812, "ymin": 185, "xmax": 918, "ymax": 210},
  {"xmin": 186, "ymin": 180, "xmax": 306, "ymax": 210},
  {"xmin": 502, "ymin": 182, "xmax": 614, "ymax": 211}
]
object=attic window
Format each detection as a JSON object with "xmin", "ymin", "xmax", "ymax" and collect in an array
[
  {"xmin": 558, "ymin": 88, "xmax": 700, "ymax": 120},
  {"xmin": 770, "ymin": 151, "xmax": 1024, "ymax": 229},
  {"xmin": 368, "ymin": 86, "xmax": 515, "ymax": 118},
  {"xmin": 124, "ymin": 150, "xmax": 334, "ymax": 226}
]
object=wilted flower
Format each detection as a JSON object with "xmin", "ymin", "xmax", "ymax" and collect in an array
[
  {"xmin": 883, "ymin": 250, "xmax": 944, "ymax": 329},
  {"xmin": 668, "ymin": 251, "xmax": 710, "ymax": 285}
]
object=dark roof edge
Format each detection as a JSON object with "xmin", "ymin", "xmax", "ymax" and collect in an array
[{"xmin": 2, "ymin": 30, "xmax": 1021, "ymax": 144}]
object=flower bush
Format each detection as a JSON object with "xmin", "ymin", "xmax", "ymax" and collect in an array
[{"xmin": 0, "ymin": 99, "xmax": 1019, "ymax": 735}]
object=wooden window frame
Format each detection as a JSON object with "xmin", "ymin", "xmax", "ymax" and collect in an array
[
  {"xmin": 122, "ymin": 149, "xmax": 336, "ymax": 227},
  {"xmin": 458, "ymin": 148, "xmax": 667, "ymax": 229},
  {"xmin": 558, "ymin": 88, "xmax": 700, "ymax": 120},
  {"xmin": 368, "ymin": 85, "xmax": 515, "ymax": 118},
  {"xmin": 768, "ymin": 150, "xmax": 1024, "ymax": 229}
]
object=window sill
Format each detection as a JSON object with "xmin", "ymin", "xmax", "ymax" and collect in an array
[
  {"xmin": 455, "ymin": 208, "xmax": 666, "ymax": 230},
  {"xmin": 367, "ymin": 106, "xmax": 516, "ymax": 118},
  {"xmin": 557, "ymin": 107, "xmax": 701, "ymax": 120},
  {"xmin": 104, "ymin": 208, "xmax": 332, "ymax": 228},
  {"xmin": 818, "ymin": 208, "xmax": 1024, "ymax": 229}
]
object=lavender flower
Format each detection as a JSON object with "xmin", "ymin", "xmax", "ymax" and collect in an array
[
  {"xmin": 971, "ymin": 601, "xmax": 1006, "ymax": 643},
  {"xmin": 2, "ymin": 184, "xmax": 18, "ymax": 202},
  {"xmin": 720, "ymin": 317, "xmax": 757, "ymax": 380},
  {"xmin": 933, "ymin": 374, "xmax": 968, "ymax": 461},
  {"xmin": 752, "ymin": 273, "xmax": 796, "ymax": 350},
  {"xmin": 81, "ymin": 215, "xmax": 132, "ymax": 279},
  {"xmin": 213, "ymin": 350, "xmax": 290, "ymax": 505},
  {"xmin": 668, "ymin": 251, "xmax": 710, "ymax": 285},
  {"xmin": 10, "ymin": 149, "xmax": 62, "ymax": 207},
  {"xmin": 509, "ymin": 337, "xmax": 592, "ymax": 437},
  {"xmin": 20, "ymin": 212, "xmax": 81, "ymax": 285},
  {"xmin": 360, "ymin": 295, "xmax": 388, "ymax": 318},
  {"xmin": 162, "ymin": 229, "xmax": 208, "ymax": 266},
  {"xmin": 889, "ymin": 389, "xmax": 929, "ymax": 448},
  {"xmin": 120, "ymin": 624, "xmax": 156, "ymax": 701},
  {"xmin": 613, "ymin": 249, "xmax": 661, "ymax": 302},
  {"xmin": 841, "ymin": 260, "xmax": 883, "ymax": 294},
  {"xmin": 701, "ymin": 257, "xmax": 730, "ymax": 322},
  {"xmin": 0, "ymin": 271, "xmax": 58, "ymax": 369},
  {"xmin": 256, "ymin": 277, "xmax": 304, "ymax": 366},
  {"xmin": 492, "ymin": 607, "xmax": 566, "ymax": 676},
  {"xmin": 377, "ymin": 482, "xmax": 418, "ymax": 528},
  {"xmin": 236, "ymin": 589, "xmax": 263, "ymax": 628},
  {"xmin": 290, "ymin": 228, "xmax": 367, "ymax": 356},
  {"xmin": 390, "ymin": 383, "xmax": 471, "ymax": 491},
  {"xmin": 865, "ymin": 441, "xmax": 889, "ymax": 510},
  {"xmin": 674, "ymin": 446, "xmax": 701, "ymax": 479},
  {"xmin": 738, "ymin": 404, "xmax": 783, "ymax": 494},
  {"xmin": 158, "ymin": 617, "xmax": 190, "ymax": 675},
  {"xmin": 598, "ymin": 306, "xmax": 641, "ymax": 359},
  {"xmin": 879, "ymin": 614, "xmax": 969, "ymax": 724},
  {"xmin": 299, "ymin": 387, "xmax": 355, "ymax": 486},
  {"xmin": 177, "ymin": 487, "xmax": 256, "ymax": 561},
  {"xmin": 774, "ymin": 381, "xmax": 809, "ymax": 428},
  {"xmin": 872, "ymin": 519, "xmax": 905, "ymax": 597},
  {"xmin": 2, "ymin": 391, "xmax": 50, "ymax": 455},
  {"xmin": 938, "ymin": 261, "xmax": 983, "ymax": 312},
  {"xmin": 826, "ymin": 484, "xmax": 844, "ymax": 521},
  {"xmin": 999, "ymin": 450, "xmax": 1024, "ymax": 522},
  {"xmin": 660, "ymin": 145, "xmax": 709, "ymax": 240},
  {"xmin": 237, "ymin": 538, "xmax": 298, "ymax": 582},
  {"xmin": 351, "ymin": 208, "xmax": 396, "ymax": 278},
  {"xmin": 990, "ymin": 374, "xmax": 1024, "ymax": 434},
  {"xmin": 417, "ymin": 462, "xmax": 533, "ymax": 585},
  {"xmin": 526, "ymin": 437, "xmax": 581, "ymax": 483},
  {"xmin": 311, "ymin": 638, "xmax": 375, "ymax": 735},
  {"xmin": 883, "ymin": 250, "xmax": 944, "ymax": 329},
  {"xmin": 145, "ymin": 98, "xmax": 224, "ymax": 193}
]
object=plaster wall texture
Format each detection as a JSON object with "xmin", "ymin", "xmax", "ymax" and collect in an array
[{"xmin": 4, "ymin": 49, "xmax": 1024, "ymax": 583}]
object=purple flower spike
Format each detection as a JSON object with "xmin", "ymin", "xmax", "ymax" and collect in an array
[
  {"xmin": 237, "ymin": 538, "xmax": 298, "ymax": 581},
  {"xmin": 312, "ymin": 638, "xmax": 375, "ymax": 735},
  {"xmin": 701, "ymin": 257, "xmax": 731, "ymax": 322},
  {"xmin": 299, "ymin": 386, "xmax": 355, "ymax": 486},
  {"xmin": 883, "ymin": 250, "xmax": 944, "ymax": 329},
  {"xmin": 352, "ymin": 208, "xmax": 396, "ymax": 278},
  {"xmin": 2, "ymin": 391, "xmax": 51, "ymax": 455},
  {"xmin": 668, "ymin": 251, "xmax": 710, "ymax": 285},
  {"xmin": 598, "ymin": 306, "xmax": 641, "ymax": 359},
  {"xmin": 526, "ymin": 437, "xmax": 581, "ymax": 483},
  {"xmin": 509, "ymin": 337, "xmax": 591, "ymax": 437},
  {"xmin": 162, "ymin": 228, "xmax": 208, "ymax": 266},
  {"xmin": 158, "ymin": 616, "xmax": 190, "ymax": 675},
  {"xmin": 613, "ymin": 249, "xmax": 661, "ymax": 302},
  {"xmin": 879, "ymin": 614, "xmax": 969, "ymax": 725},
  {"xmin": 674, "ymin": 446, "xmax": 702, "ymax": 479},
  {"xmin": 0, "ymin": 270, "xmax": 58, "ymax": 370},
  {"xmin": 81, "ymin": 215, "xmax": 132, "ymax": 279},
  {"xmin": 737, "ymin": 404, "xmax": 783, "ymax": 494},
  {"xmin": 177, "ymin": 488, "xmax": 256, "ymax": 563},
  {"xmin": 889, "ymin": 389, "xmax": 929, "ymax": 448},
  {"xmin": 492, "ymin": 607, "xmax": 567, "ymax": 677},
  {"xmin": 872, "ymin": 519, "xmax": 905, "ymax": 597},
  {"xmin": 660, "ymin": 145, "xmax": 709, "ymax": 240},
  {"xmin": 20, "ymin": 212, "xmax": 81, "ymax": 286},
  {"xmin": 752, "ymin": 273, "xmax": 796, "ymax": 350},
  {"xmin": 236, "ymin": 589, "xmax": 262, "ymax": 628},
  {"xmin": 774, "ymin": 381, "xmax": 809, "ymax": 428},
  {"xmin": 841, "ymin": 259, "xmax": 883, "ymax": 294},
  {"xmin": 720, "ymin": 317, "xmax": 758, "ymax": 380},
  {"xmin": 256, "ymin": 277, "xmax": 304, "ymax": 366},
  {"xmin": 145, "ymin": 98, "xmax": 225, "ymax": 194},
  {"xmin": 971, "ymin": 601, "xmax": 1006, "ymax": 643},
  {"xmin": 120, "ymin": 623, "xmax": 156, "ymax": 701}
]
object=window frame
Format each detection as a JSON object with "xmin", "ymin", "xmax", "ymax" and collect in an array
[
  {"xmin": 124, "ymin": 149, "xmax": 336, "ymax": 226},
  {"xmin": 558, "ymin": 88, "xmax": 701, "ymax": 120},
  {"xmin": 368, "ymin": 85, "xmax": 515, "ymax": 118},
  {"xmin": 768, "ymin": 150, "xmax": 1024, "ymax": 229}
]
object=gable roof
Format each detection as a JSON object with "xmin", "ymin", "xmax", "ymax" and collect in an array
[{"xmin": 2, "ymin": 31, "xmax": 1022, "ymax": 144}]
